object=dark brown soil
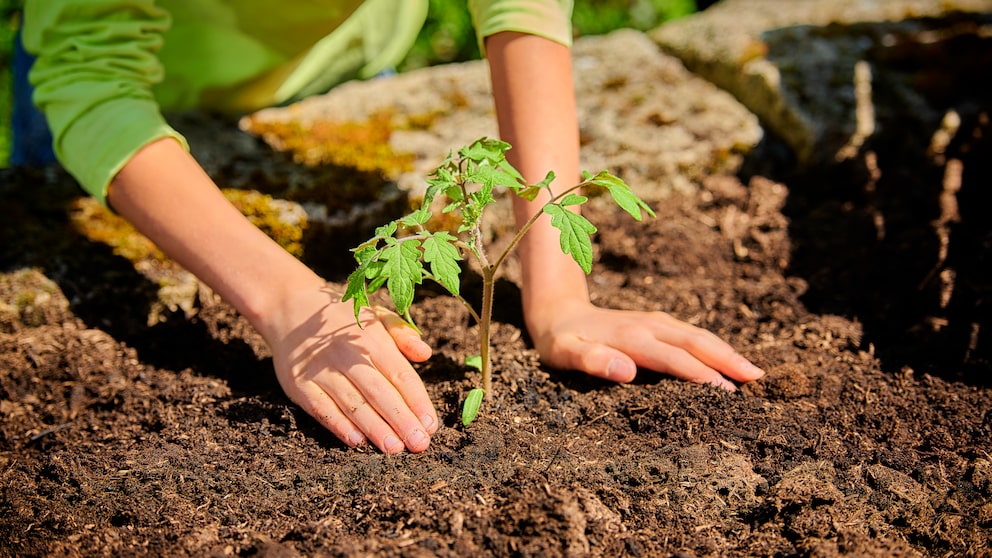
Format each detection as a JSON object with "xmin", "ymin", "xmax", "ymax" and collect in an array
[{"xmin": 1, "ymin": 98, "xmax": 991, "ymax": 557}]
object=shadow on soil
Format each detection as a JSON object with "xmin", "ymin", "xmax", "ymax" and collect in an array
[{"xmin": 740, "ymin": 14, "xmax": 992, "ymax": 387}]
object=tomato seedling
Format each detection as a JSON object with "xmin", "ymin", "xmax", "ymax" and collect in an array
[{"xmin": 344, "ymin": 137, "xmax": 654, "ymax": 425}]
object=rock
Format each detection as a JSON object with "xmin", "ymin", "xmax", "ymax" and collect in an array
[
  {"xmin": 246, "ymin": 29, "xmax": 762, "ymax": 204},
  {"xmin": 651, "ymin": 0, "xmax": 992, "ymax": 165},
  {"xmin": 0, "ymin": 268, "xmax": 72, "ymax": 332}
]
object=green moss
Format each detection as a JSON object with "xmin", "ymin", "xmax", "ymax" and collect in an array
[
  {"xmin": 68, "ymin": 198, "xmax": 164, "ymax": 263},
  {"xmin": 244, "ymin": 110, "xmax": 414, "ymax": 177},
  {"xmin": 222, "ymin": 189, "xmax": 308, "ymax": 258},
  {"xmin": 241, "ymin": 109, "xmax": 420, "ymax": 219}
]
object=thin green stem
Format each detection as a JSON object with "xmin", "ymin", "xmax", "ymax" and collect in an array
[{"xmin": 491, "ymin": 181, "xmax": 588, "ymax": 271}]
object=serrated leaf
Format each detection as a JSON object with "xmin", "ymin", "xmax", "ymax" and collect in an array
[
  {"xmin": 379, "ymin": 239, "xmax": 424, "ymax": 317},
  {"xmin": 461, "ymin": 388, "xmax": 485, "ymax": 426},
  {"xmin": 342, "ymin": 266, "xmax": 372, "ymax": 323},
  {"xmin": 466, "ymin": 163, "xmax": 521, "ymax": 190},
  {"xmin": 422, "ymin": 231, "xmax": 462, "ymax": 295},
  {"xmin": 585, "ymin": 171, "xmax": 656, "ymax": 221},
  {"xmin": 400, "ymin": 208, "xmax": 431, "ymax": 227},
  {"xmin": 459, "ymin": 202, "xmax": 481, "ymax": 231},
  {"xmin": 343, "ymin": 244, "xmax": 381, "ymax": 322},
  {"xmin": 424, "ymin": 158, "xmax": 458, "ymax": 206},
  {"xmin": 515, "ymin": 170, "xmax": 556, "ymax": 201},
  {"xmin": 459, "ymin": 137, "xmax": 511, "ymax": 164},
  {"xmin": 544, "ymin": 204, "xmax": 597, "ymax": 274},
  {"xmin": 469, "ymin": 182, "xmax": 495, "ymax": 212},
  {"xmin": 373, "ymin": 221, "xmax": 398, "ymax": 239},
  {"xmin": 444, "ymin": 184, "xmax": 464, "ymax": 202}
]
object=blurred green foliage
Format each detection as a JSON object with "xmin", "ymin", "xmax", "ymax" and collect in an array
[
  {"xmin": 1, "ymin": 1, "xmax": 21, "ymax": 167},
  {"xmin": 573, "ymin": 0, "xmax": 696, "ymax": 36},
  {"xmin": 400, "ymin": 0, "xmax": 696, "ymax": 70},
  {"xmin": 0, "ymin": 0, "xmax": 696, "ymax": 166}
]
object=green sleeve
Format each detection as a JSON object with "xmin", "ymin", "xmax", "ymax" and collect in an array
[
  {"xmin": 467, "ymin": 0, "xmax": 574, "ymax": 54},
  {"xmin": 22, "ymin": 0, "xmax": 188, "ymax": 205}
]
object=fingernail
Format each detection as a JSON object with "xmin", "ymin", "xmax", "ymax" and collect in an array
[
  {"xmin": 420, "ymin": 414, "xmax": 436, "ymax": 431},
  {"xmin": 383, "ymin": 434, "xmax": 404, "ymax": 454},
  {"xmin": 740, "ymin": 357, "xmax": 766, "ymax": 378},
  {"xmin": 406, "ymin": 429, "xmax": 429, "ymax": 450},
  {"xmin": 346, "ymin": 431, "xmax": 365, "ymax": 447},
  {"xmin": 607, "ymin": 358, "xmax": 634, "ymax": 381}
]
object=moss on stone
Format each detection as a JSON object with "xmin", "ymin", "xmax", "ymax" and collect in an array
[
  {"xmin": 222, "ymin": 189, "xmax": 308, "ymax": 258},
  {"xmin": 68, "ymin": 198, "xmax": 164, "ymax": 263}
]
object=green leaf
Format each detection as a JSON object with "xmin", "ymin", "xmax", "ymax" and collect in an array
[
  {"xmin": 468, "ymin": 182, "xmax": 495, "ymax": 213},
  {"xmin": 515, "ymin": 170, "xmax": 555, "ymax": 201},
  {"xmin": 343, "ymin": 266, "xmax": 371, "ymax": 322},
  {"xmin": 585, "ymin": 171, "xmax": 656, "ymax": 221},
  {"xmin": 380, "ymin": 239, "xmax": 424, "ymax": 317},
  {"xmin": 422, "ymin": 231, "xmax": 462, "ymax": 295},
  {"xmin": 459, "ymin": 201, "xmax": 482, "ymax": 231},
  {"xmin": 560, "ymin": 194, "xmax": 588, "ymax": 206},
  {"xmin": 400, "ymin": 207, "xmax": 431, "ymax": 227},
  {"xmin": 544, "ymin": 204, "xmax": 597, "ymax": 274},
  {"xmin": 498, "ymin": 158, "xmax": 525, "ymax": 183},
  {"xmin": 516, "ymin": 185, "xmax": 542, "ymax": 201},
  {"xmin": 466, "ymin": 163, "xmax": 521, "ymax": 190},
  {"xmin": 368, "ymin": 270, "xmax": 387, "ymax": 294},
  {"xmin": 464, "ymin": 355, "xmax": 482, "ymax": 370},
  {"xmin": 461, "ymin": 388, "xmax": 485, "ymax": 426},
  {"xmin": 342, "ymin": 245, "xmax": 380, "ymax": 322},
  {"xmin": 373, "ymin": 221, "xmax": 398, "ymax": 239},
  {"xmin": 423, "ymin": 156, "xmax": 457, "ymax": 206},
  {"xmin": 458, "ymin": 137, "xmax": 511, "ymax": 164}
]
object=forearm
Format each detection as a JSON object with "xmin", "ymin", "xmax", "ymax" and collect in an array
[
  {"xmin": 107, "ymin": 138, "xmax": 325, "ymax": 341},
  {"xmin": 486, "ymin": 31, "xmax": 589, "ymax": 313}
]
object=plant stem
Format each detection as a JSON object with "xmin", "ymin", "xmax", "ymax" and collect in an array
[
  {"xmin": 477, "ymin": 182, "xmax": 588, "ymax": 397},
  {"xmin": 479, "ymin": 264, "xmax": 495, "ymax": 398},
  {"xmin": 492, "ymin": 182, "xmax": 586, "ymax": 271}
]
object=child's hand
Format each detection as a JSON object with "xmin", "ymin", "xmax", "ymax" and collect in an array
[
  {"xmin": 266, "ymin": 285, "xmax": 438, "ymax": 454},
  {"xmin": 525, "ymin": 298, "xmax": 765, "ymax": 390}
]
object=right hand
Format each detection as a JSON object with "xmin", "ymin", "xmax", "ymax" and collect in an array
[{"xmin": 267, "ymin": 284, "xmax": 438, "ymax": 454}]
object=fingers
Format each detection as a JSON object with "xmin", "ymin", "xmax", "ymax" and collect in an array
[
  {"xmin": 286, "ymin": 383, "xmax": 367, "ymax": 449},
  {"xmin": 645, "ymin": 312, "xmax": 766, "ymax": 384},
  {"xmin": 375, "ymin": 306, "xmax": 432, "ymax": 363},
  {"xmin": 325, "ymin": 363, "xmax": 432, "ymax": 454},
  {"xmin": 556, "ymin": 331, "xmax": 738, "ymax": 390},
  {"xmin": 275, "ymin": 300, "xmax": 438, "ymax": 454},
  {"xmin": 550, "ymin": 335, "xmax": 638, "ymax": 382},
  {"xmin": 367, "ymin": 339, "xmax": 439, "ymax": 436},
  {"xmin": 292, "ymin": 357, "xmax": 433, "ymax": 454},
  {"xmin": 539, "ymin": 308, "xmax": 765, "ymax": 391},
  {"xmin": 620, "ymin": 331, "xmax": 739, "ymax": 391}
]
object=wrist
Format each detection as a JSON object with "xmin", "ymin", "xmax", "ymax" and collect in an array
[{"xmin": 239, "ymin": 264, "xmax": 329, "ymax": 343}]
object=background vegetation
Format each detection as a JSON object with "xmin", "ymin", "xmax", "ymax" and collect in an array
[
  {"xmin": 399, "ymin": 0, "xmax": 697, "ymax": 70},
  {"xmin": 0, "ymin": 0, "xmax": 698, "ymax": 167},
  {"xmin": 1, "ymin": 0, "xmax": 20, "ymax": 167}
]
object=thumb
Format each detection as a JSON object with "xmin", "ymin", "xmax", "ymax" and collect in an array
[
  {"xmin": 550, "ymin": 335, "xmax": 637, "ymax": 383},
  {"xmin": 374, "ymin": 306, "xmax": 433, "ymax": 362}
]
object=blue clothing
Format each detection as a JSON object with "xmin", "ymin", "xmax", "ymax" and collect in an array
[{"xmin": 10, "ymin": 28, "xmax": 55, "ymax": 166}]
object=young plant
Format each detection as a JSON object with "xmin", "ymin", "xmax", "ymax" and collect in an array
[{"xmin": 343, "ymin": 137, "xmax": 654, "ymax": 425}]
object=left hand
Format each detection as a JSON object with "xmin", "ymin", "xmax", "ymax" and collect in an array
[{"xmin": 525, "ymin": 298, "xmax": 765, "ymax": 390}]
